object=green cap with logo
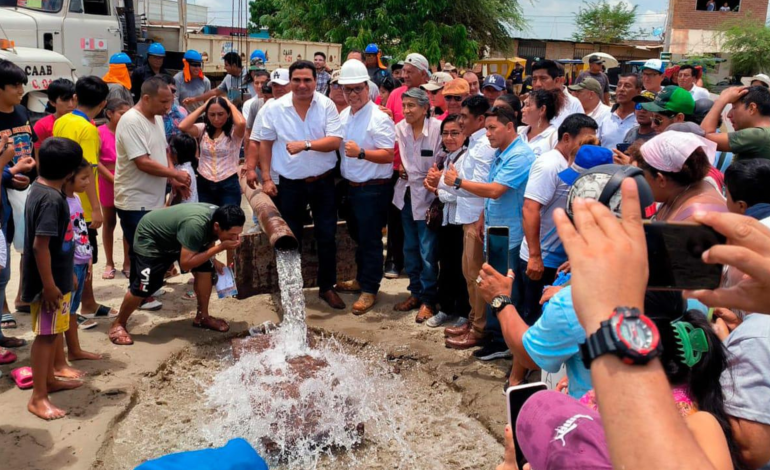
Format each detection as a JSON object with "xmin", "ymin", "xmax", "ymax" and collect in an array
[{"xmin": 641, "ymin": 85, "xmax": 695, "ymax": 115}]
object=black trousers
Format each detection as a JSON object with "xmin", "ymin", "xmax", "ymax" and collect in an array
[
  {"xmin": 437, "ymin": 223, "xmax": 470, "ymax": 317},
  {"xmin": 385, "ymin": 171, "xmax": 404, "ymax": 270}
]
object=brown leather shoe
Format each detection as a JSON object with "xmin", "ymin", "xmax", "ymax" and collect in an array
[
  {"xmin": 444, "ymin": 322, "xmax": 470, "ymax": 338},
  {"xmin": 415, "ymin": 304, "xmax": 435, "ymax": 323},
  {"xmin": 335, "ymin": 279, "xmax": 361, "ymax": 292},
  {"xmin": 393, "ymin": 295, "xmax": 421, "ymax": 312},
  {"xmin": 445, "ymin": 331, "xmax": 487, "ymax": 350},
  {"xmin": 319, "ymin": 289, "xmax": 346, "ymax": 309},
  {"xmin": 352, "ymin": 293, "xmax": 376, "ymax": 316}
]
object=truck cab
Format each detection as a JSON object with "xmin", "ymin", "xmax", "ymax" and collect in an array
[{"xmin": 0, "ymin": 0, "xmax": 123, "ymax": 77}]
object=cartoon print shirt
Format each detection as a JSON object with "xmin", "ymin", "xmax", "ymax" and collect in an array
[
  {"xmin": 67, "ymin": 195, "xmax": 92, "ymax": 265},
  {"xmin": 0, "ymin": 105, "xmax": 38, "ymax": 180}
]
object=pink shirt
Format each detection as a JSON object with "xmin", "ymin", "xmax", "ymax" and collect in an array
[
  {"xmin": 194, "ymin": 123, "xmax": 243, "ymax": 182},
  {"xmin": 33, "ymin": 114, "xmax": 56, "ymax": 149},
  {"xmin": 97, "ymin": 124, "xmax": 117, "ymax": 208}
]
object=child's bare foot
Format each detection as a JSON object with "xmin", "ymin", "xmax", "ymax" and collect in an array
[
  {"xmin": 54, "ymin": 364, "xmax": 86, "ymax": 379},
  {"xmin": 68, "ymin": 349, "xmax": 102, "ymax": 361},
  {"xmin": 47, "ymin": 378, "xmax": 83, "ymax": 393},
  {"xmin": 28, "ymin": 396, "xmax": 67, "ymax": 420}
]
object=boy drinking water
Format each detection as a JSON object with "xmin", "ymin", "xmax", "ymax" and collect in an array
[{"xmin": 23, "ymin": 138, "xmax": 85, "ymax": 420}]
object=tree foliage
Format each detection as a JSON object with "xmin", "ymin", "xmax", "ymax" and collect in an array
[
  {"xmin": 248, "ymin": 0, "xmax": 526, "ymax": 67},
  {"xmin": 721, "ymin": 24, "xmax": 770, "ymax": 77},
  {"xmin": 572, "ymin": 0, "xmax": 642, "ymax": 44}
]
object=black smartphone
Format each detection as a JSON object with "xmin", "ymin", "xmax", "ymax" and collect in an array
[
  {"xmin": 644, "ymin": 221, "xmax": 726, "ymax": 290},
  {"xmin": 506, "ymin": 382, "xmax": 548, "ymax": 467},
  {"xmin": 420, "ymin": 149, "xmax": 434, "ymax": 158},
  {"xmin": 616, "ymin": 143, "xmax": 631, "ymax": 153},
  {"xmin": 486, "ymin": 226, "xmax": 510, "ymax": 275}
]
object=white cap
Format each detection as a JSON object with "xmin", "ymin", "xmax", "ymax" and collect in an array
[
  {"xmin": 405, "ymin": 53, "xmax": 431, "ymax": 75},
  {"xmin": 641, "ymin": 59, "xmax": 665, "ymax": 74},
  {"xmin": 338, "ymin": 59, "xmax": 369, "ymax": 85},
  {"xmin": 742, "ymin": 73, "xmax": 770, "ymax": 88},
  {"xmin": 421, "ymin": 72, "xmax": 453, "ymax": 91},
  {"xmin": 269, "ymin": 68, "xmax": 290, "ymax": 86}
]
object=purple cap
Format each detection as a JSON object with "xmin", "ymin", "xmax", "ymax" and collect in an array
[{"xmin": 516, "ymin": 391, "xmax": 612, "ymax": 470}]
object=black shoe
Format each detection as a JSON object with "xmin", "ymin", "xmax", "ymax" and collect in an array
[
  {"xmin": 473, "ymin": 342, "xmax": 512, "ymax": 361},
  {"xmin": 383, "ymin": 261, "xmax": 400, "ymax": 279}
]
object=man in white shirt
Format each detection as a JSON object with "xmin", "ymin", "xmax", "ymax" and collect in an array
[
  {"xmin": 257, "ymin": 60, "xmax": 345, "ymax": 309},
  {"xmin": 678, "ymin": 65, "xmax": 711, "ymax": 101},
  {"xmin": 530, "ymin": 59, "xmax": 583, "ymax": 129},
  {"xmin": 568, "ymin": 78, "xmax": 610, "ymax": 123},
  {"xmin": 598, "ymin": 74, "xmax": 641, "ymax": 149},
  {"xmin": 333, "ymin": 60, "xmax": 396, "ymax": 315}
]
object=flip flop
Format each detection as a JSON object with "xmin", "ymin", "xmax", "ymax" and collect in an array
[
  {"xmin": 108, "ymin": 324, "xmax": 134, "ymax": 345},
  {"xmin": 192, "ymin": 316, "xmax": 230, "ymax": 332},
  {"xmin": 102, "ymin": 268, "xmax": 116, "ymax": 280},
  {"xmin": 80, "ymin": 304, "xmax": 118, "ymax": 319},
  {"xmin": 11, "ymin": 367, "xmax": 33, "ymax": 389},
  {"xmin": 0, "ymin": 348, "xmax": 17, "ymax": 364},
  {"xmin": 0, "ymin": 336, "xmax": 27, "ymax": 348},
  {"xmin": 181, "ymin": 290, "xmax": 196, "ymax": 301},
  {"xmin": 77, "ymin": 315, "xmax": 98, "ymax": 330},
  {"xmin": 1, "ymin": 313, "xmax": 16, "ymax": 329},
  {"xmin": 121, "ymin": 269, "xmax": 131, "ymax": 279}
]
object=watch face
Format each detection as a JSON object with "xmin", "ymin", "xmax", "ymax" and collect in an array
[
  {"xmin": 491, "ymin": 297, "xmax": 503, "ymax": 309},
  {"xmin": 612, "ymin": 315, "xmax": 655, "ymax": 351}
]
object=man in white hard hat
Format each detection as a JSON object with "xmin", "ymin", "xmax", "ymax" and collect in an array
[{"xmin": 333, "ymin": 60, "xmax": 396, "ymax": 315}]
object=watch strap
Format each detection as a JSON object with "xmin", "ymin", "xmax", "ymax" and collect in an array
[
  {"xmin": 581, "ymin": 321, "xmax": 617, "ymax": 369},
  {"xmin": 454, "ymin": 177, "xmax": 463, "ymax": 189},
  {"xmin": 491, "ymin": 295, "xmax": 512, "ymax": 316}
]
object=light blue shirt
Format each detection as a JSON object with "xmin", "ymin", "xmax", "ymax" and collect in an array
[
  {"xmin": 484, "ymin": 137, "xmax": 536, "ymax": 249},
  {"xmin": 522, "ymin": 286, "xmax": 592, "ymax": 399}
]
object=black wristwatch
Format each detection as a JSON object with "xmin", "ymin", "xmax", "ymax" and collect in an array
[
  {"xmin": 453, "ymin": 177, "xmax": 463, "ymax": 189},
  {"xmin": 490, "ymin": 295, "xmax": 512, "ymax": 316},
  {"xmin": 305, "ymin": 140, "xmax": 312, "ymax": 151},
  {"xmin": 580, "ymin": 307, "xmax": 661, "ymax": 368},
  {"xmin": 358, "ymin": 149, "xmax": 366, "ymax": 160}
]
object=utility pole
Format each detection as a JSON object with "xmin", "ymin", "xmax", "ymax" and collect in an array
[
  {"xmin": 663, "ymin": 0, "xmax": 673, "ymax": 53},
  {"xmin": 178, "ymin": 0, "xmax": 187, "ymax": 52}
]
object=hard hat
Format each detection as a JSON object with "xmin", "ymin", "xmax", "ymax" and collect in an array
[
  {"xmin": 365, "ymin": 43, "xmax": 379, "ymax": 54},
  {"xmin": 184, "ymin": 50, "xmax": 203, "ymax": 63},
  {"xmin": 338, "ymin": 59, "xmax": 369, "ymax": 85},
  {"xmin": 250, "ymin": 50, "xmax": 266, "ymax": 62},
  {"xmin": 109, "ymin": 52, "xmax": 132, "ymax": 65},
  {"xmin": 147, "ymin": 43, "xmax": 166, "ymax": 57}
]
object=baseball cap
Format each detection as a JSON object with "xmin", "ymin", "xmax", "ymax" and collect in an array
[
  {"xmin": 641, "ymin": 59, "xmax": 666, "ymax": 74},
  {"xmin": 516, "ymin": 391, "xmax": 612, "ymax": 470},
  {"xmin": 742, "ymin": 73, "xmax": 770, "ymax": 88},
  {"xmin": 482, "ymin": 74, "xmax": 506, "ymax": 91},
  {"xmin": 268, "ymin": 68, "xmax": 290, "ymax": 86},
  {"xmin": 588, "ymin": 55, "xmax": 605, "ymax": 65},
  {"xmin": 641, "ymin": 86, "xmax": 695, "ymax": 115},
  {"xmin": 443, "ymin": 78, "xmax": 470, "ymax": 96},
  {"xmin": 567, "ymin": 164, "xmax": 656, "ymax": 219},
  {"xmin": 568, "ymin": 77, "xmax": 602, "ymax": 96},
  {"xmin": 443, "ymin": 62, "xmax": 457, "ymax": 72},
  {"xmin": 632, "ymin": 90, "xmax": 657, "ymax": 103},
  {"xmin": 641, "ymin": 131, "xmax": 717, "ymax": 173},
  {"xmin": 421, "ymin": 72, "xmax": 453, "ymax": 91},
  {"xmin": 405, "ymin": 53, "xmax": 430, "ymax": 75},
  {"xmin": 558, "ymin": 145, "xmax": 614, "ymax": 185}
]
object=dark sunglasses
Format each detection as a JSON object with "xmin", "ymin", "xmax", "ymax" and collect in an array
[
  {"xmin": 652, "ymin": 112, "xmax": 676, "ymax": 126},
  {"xmin": 444, "ymin": 95, "xmax": 464, "ymax": 102}
]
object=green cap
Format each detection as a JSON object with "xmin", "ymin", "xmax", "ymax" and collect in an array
[{"xmin": 641, "ymin": 85, "xmax": 695, "ymax": 115}]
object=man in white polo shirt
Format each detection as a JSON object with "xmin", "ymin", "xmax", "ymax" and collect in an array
[
  {"xmin": 530, "ymin": 59, "xmax": 583, "ymax": 129},
  {"xmin": 257, "ymin": 60, "xmax": 345, "ymax": 309},
  {"xmin": 333, "ymin": 60, "xmax": 396, "ymax": 315}
]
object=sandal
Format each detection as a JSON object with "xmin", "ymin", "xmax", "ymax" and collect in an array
[
  {"xmin": 121, "ymin": 269, "xmax": 131, "ymax": 279},
  {"xmin": 108, "ymin": 324, "xmax": 134, "ymax": 345},
  {"xmin": 181, "ymin": 290, "xmax": 196, "ymax": 301},
  {"xmin": 192, "ymin": 315, "xmax": 230, "ymax": 333},
  {"xmin": 15, "ymin": 305, "xmax": 30, "ymax": 314},
  {"xmin": 11, "ymin": 367, "xmax": 33, "ymax": 389},
  {"xmin": 0, "ymin": 348, "xmax": 17, "ymax": 364},
  {"xmin": 1, "ymin": 313, "xmax": 16, "ymax": 329},
  {"xmin": 0, "ymin": 336, "xmax": 27, "ymax": 348},
  {"xmin": 102, "ymin": 268, "xmax": 116, "ymax": 280},
  {"xmin": 81, "ymin": 304, "xmax": 118, "ymax": 319}
]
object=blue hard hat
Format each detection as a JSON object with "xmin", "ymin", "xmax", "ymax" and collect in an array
[
  {"xmin": 148, "ymin": 43, "xmax": 166, "ymax": 57},
  {"xmin": 250, "ymin": 50, "xmax": 266, "ymax": 62},
  {"xmin": 365, "ymin": 43, "xmax": 379, "ymax": 54},
  {"xmin": 109, "ymin": 52, "xmax": 132, "ymax": 65},
  {"xmin": 184, "ymin": 50, "xmax": 203, "ymax": 62}
]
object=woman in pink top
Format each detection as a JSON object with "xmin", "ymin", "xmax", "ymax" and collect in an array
[
  {"xmin": 33, "ymin": 78, "xmax": 76, "ymax": 149},
  {"xmin": 97, "ymin": 98, "xmax": 132, "ymax": 279}
]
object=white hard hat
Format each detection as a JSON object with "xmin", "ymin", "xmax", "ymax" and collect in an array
[{"xmin": 338, "ymin": 59, "xmax": 369, "ymax": 85}]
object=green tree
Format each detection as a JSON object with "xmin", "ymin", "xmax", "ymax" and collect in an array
[
  {"xmin": 248, "ymin": 0, "xmax": 526, "ymax": 66},
  {"xmin": 572, "ymin": 0, "xmax": 642, "ymax": 44},
  {"xmin": 721, "ymin": 24, "xmax": 770, "ymax": 77}
]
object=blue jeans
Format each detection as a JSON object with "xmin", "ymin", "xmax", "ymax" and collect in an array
[
  {"xmin": 198, "ymin": 173, "xmax": 242, "ymax": 207},
  {"xmin": 486, "ymin": 244, "xmax": 521, "ymax": 347},
  {"xmin": 347, "ymin": 183, "xmax": 390, "ymax": 294},
  {"xmin": 0, "ymin": 242, "xmax": 10, "ymax": 339},
  {"xmin": 400, "ymin": 191, "xmax": 439, "ymax": 307},
  {"xmin": 70, "ymin": 263, "xmax": 89, "ymax": 315}
]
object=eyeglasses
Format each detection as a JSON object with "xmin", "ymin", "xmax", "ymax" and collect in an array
[
  {"xmin": 441, "ymin": 131, "xmax": 462, "ymax": 138},
  {"xmin": 342, "ymin": 85, "xmax": 366, "ymax": 95},
  {"xmin": 444, "ymin": 95, "xmax": 464, "ymax": 102},
  {"xmin": 331, "ymin": 83, "xmax": 342, "ymax": 90},
  {"xmin": 652, "ymin": 113, "xmax": 676, "ymax": 126}
]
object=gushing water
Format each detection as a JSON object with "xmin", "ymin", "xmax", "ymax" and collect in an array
[{"xmin": 274, "ymin": 249, "xmax": 308, "ymax": 353}]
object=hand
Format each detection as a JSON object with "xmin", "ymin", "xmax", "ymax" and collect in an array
[
  {"xmin": 426, "ymin": 163, "xmax": 441, "ymax": 187},
  {"xmin": 219, "ymin": 238, "xmax": 241, "ymax": 251},
  {"xmin": 0, "ymin": 135, "xmax": 13, "ymax": 166},
  {"xmin": 612, "ymin": 149, "xmax": 631, "ymax": 165},
  {"xmin": 717, "ymin": 86, "xmax": 748, "ymax": 104},
  {"xmin": 495, "ymin": 424, "xmax": 520, "ymax": 470},
  {"xmin": 398, "ymin": 163, "xmax": 407, "ymax": 180},
  {"xmin": 262, "ymin": 179, "xmax": 278, "ymax": 197},
  {"xmin": 712, "ymin": 317, "xmax": 730, "ymax": 342},
  {"xmin": 245, "ymin": 169, "xmax": 259, "ymax": 189},
  {"xmin": 683, "ymin": 211, "xmax": 770, "ymax": 315},
  {"xmin": 553, "ymin": 178, "xmax": 647, "ymax": 334},
  {"xmin": 12, "ymin": 156, "xmax": 36, "ymax": 174},
  {"xmin": 213, "ymin": 258, "xmax": 226, "ymax": 275},
  {"xmin": 182, "ymin": 97, "xmax": 198, "ymax": 106},
  {"xmin": 89, "ymin": 208, "xmax": 103, "ymax": 230},
  {"xmin": 423, "ymin": 179, "xmax": 437, "ymax": 193},
  {"xmin": 174, "ymin": 169, "xmax": 192, "ymax": 186},
  {"xmin": 712, "ymin": 307, "xmax": 742, "ymax": 332},
  {"xmin": 344, "ymin": 140, "xmax": 361, "ymax": 158},
  {"xmin": 444, "ymin": 163, "xmax": 458, "ymax": 187},
  {"xmin": 10, "ymin": 174, "xmax": 29, "ymax": 190},
  {"xmin": 171, "ymin": 178, "xmax": 191, "ymax": 200},
  {"xmin": 556, "ymin": 376, "xmax": 569, "ymax": 394},
  {"xmin": 478, "ymin": 263, "xmax": 514, "ymax": 304},
  {"xmin": 379, "ymin": 105, "xmax": 394, "ymax": 120},
  {"xmin": 42, "ymin": 284, "xmax": 63, "ymax": 312},
  {"xmin": 556, "ymin": 261, "xmax": 571, "ymax": 274},
  {"xmin": 286, "ymin": 141, "xmax": 306, "ymax": 155},
  {"xmin": 526, "ymin": 255, "xmax": 544, "ymax": 281},
  {"xmin": 539, "ymin": 285, "xmax": 564, "ymax": 305}
]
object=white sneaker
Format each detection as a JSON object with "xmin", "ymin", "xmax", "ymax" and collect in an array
[
  {"xmin": 152, "ymin": 288, "xmax": 166, "ymax": 297},
  {"xmin": 426, "ymin": 311, "xmax": 457, "ymax": 328},
  {"xmin": 451, "ymin": 317, "xmax": 468, "ymax": 328},
  {"xmin": 138, "ymin": 297, "xmax": 163, "ymax": 311}
]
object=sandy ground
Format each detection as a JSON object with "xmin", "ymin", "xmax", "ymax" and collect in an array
[{"xmin": 0, "ymin": 209, "xmax": 512, "ymax": 470}]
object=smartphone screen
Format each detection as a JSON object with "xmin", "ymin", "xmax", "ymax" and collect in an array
[
  {"xmin": 645, "ymin": 221, "xmax": 726, "ymax": 290},
  {"xmin": 506, "ymin": 382, "xmax": 548, "ymax": 467},
  {"xmin": 616, "ymin": 143, "xmax": 631, "ymax": 153},
  {"xmin": 486, "ymin": 226, "xmax": 509, "ymax": 275}
]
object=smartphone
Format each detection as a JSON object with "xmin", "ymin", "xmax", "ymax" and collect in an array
[
  {"xmin": 420, "ymin": 149, "xmax": 434, "ymax": 158},
  {"xmin": 644, "ymin": 221, "xmax": 726, "ymax": 290},
  {"xmin": 506, "ymin": 382, "xmax": 548, "ymax": 467},
  {"xmin": 616, "ymin": 143, "xmax": 631, "ymax": 153},
  {"xmin": 486, "ymin": 226, "xmax": 509, "ymax": 275}
]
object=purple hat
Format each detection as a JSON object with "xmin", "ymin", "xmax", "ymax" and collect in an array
[{"xmin": 516, "ymin": 391, "xmax": 612, "ymax": 470}]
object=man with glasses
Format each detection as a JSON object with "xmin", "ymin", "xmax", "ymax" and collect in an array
[
  {"xmin": 176, "ymin": 50, "xmax": 211, "ymax": 113},
  {"xmin": 678, "ymin": 65, "xmax": 711, "ymax": 101},
  {"xmin": 597, "ymin": 73, "xmax": 641, "ymax": 149},
  {"xmin": 420, "ymin": 72, "xmax": 453, "ymax": 120},
  {"xmin": 333, "ymin": 60, "xmax": 396, "ymax": 315},
  {"xmin": 639, "ymin": 59, "xmax": 665, "ymax": 95},
  {"xmin": 622, "ymin": 90, "xmax": 658, "ymax": 145},
  {"xmin": 640, "ymin": 85, "xmax": 696, "ymax": 134},
  {"xmin": 442, "ymin": 78, "xmax": 470, "ymax": 116}
]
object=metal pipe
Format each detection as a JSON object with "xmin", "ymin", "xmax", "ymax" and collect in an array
[{"xmin": 238, "ymin": 171, "xmax": 299, "ymax": 251}]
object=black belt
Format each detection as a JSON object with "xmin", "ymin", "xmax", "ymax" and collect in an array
[{"xmin": 348, "ymin": 178, "xmax": 391, "ymax": 187}]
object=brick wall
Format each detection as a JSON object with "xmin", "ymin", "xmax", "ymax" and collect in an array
[{"xmin": 671, "ymin": 0, "xmax": 767, "ymax": 30}]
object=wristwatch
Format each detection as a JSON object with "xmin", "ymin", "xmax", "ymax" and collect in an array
[
  {"xmin": 490, "ymin": 295, "xmax": 512, "ymax": 316},
  {"xmin": 305, "ymin": 140, "xmax": 312, "ymax": 151},
  {"xmin": 580, "ymin": 307, "xmax": 661, "ymax": 368},
  {"xmin": 453, "ymin": 177, "xmax": 463, "ymax": 189},
  {"xmin": 358, "ymin": 149, "xmax": 366, "ymax": 160}
]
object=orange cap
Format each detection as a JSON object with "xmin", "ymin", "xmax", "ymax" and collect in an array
[{"xmin": 442, "ymin": 78, "xmax": 470, "ymax": 96}]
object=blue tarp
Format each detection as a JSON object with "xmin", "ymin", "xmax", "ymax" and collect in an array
[{"xmin": 135, "ymin": 438, "xmax": 269, "ymax": 470}]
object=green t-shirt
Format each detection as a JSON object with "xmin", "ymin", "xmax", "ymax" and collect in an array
[
  {"xmin": 134, "ymin": 203, "xmax": 218, "ymax": 258},
  {"xmin": 728, "ymin": 127, "xmax": 770, "ymax": 161}
]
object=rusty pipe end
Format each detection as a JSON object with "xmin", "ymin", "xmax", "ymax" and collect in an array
[
  {"xmin": 273, "ymin": 235, "xmax": 299, "ymax": 251},
  {"xmin": 239, "ymin": 168, "xmax": 299, "ymax": 250}
]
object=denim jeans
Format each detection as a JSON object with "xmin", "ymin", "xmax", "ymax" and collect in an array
[
  {"xmin": 278, "ymin": 174, "xmax": 337, "ymax": 292},
  {"xmin": 197, "ymin": 173, "xmax": 242, "ymax": 208},
  {"xmin": 486, "ymin": 244, "xmax": 521, "ymax": 347},
  {"xmin": 70, "ymin": 263, "xmax": 89, "ymax": 315},
  {"xmin": 513, "ymin": 261, "xmax": 558, "ymax": 326},
  {"xmin": 0, "ymin": 242, "xmax": 10, "ymax": 339},
  {"xmin": 400, "ymin": 191, "xmax": 439, "ymax": 307},
  {"xmin": 347, "ymin": 183, "xmax": 390, "ymax": 294}
]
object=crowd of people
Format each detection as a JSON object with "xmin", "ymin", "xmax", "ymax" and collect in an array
[{"xmin": 1, "ymin": 41, "xmax": 770, "ymax": 470}]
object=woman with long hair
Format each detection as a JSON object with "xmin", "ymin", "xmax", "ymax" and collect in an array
[{"xmin": 518, "ymin": 89, "xmax": 565, "ymax": 157}]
